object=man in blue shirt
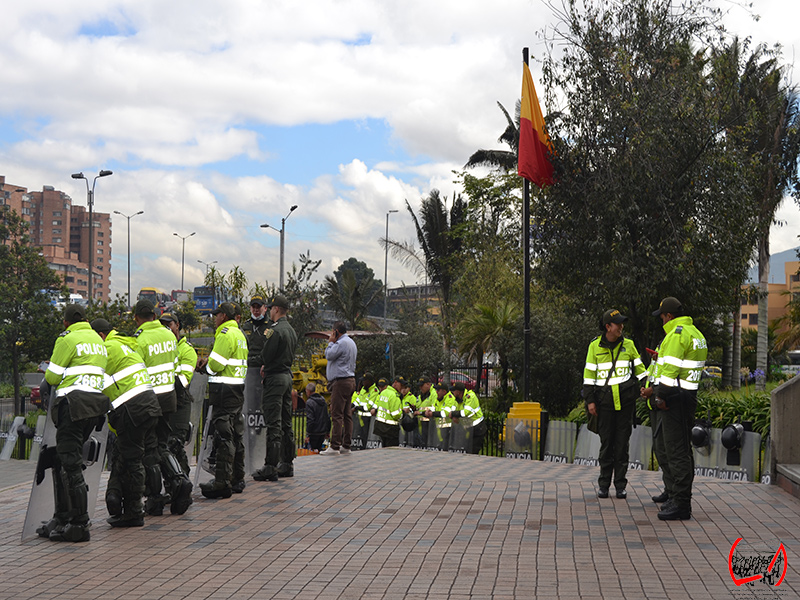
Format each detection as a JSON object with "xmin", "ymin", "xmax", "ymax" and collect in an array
[{"xmin": 320, "ymin": 321, "xmax": 357, "ymax": 455}]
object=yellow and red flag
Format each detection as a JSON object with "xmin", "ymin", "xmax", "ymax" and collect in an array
[{"xmin": 518, "ymin": 63, "xmax": 554, "ymax": 188}]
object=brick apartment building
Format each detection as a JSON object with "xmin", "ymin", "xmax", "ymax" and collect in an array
[{"xmin": 1, "ymin": 175, "xmax": 112, "ymax": 302}]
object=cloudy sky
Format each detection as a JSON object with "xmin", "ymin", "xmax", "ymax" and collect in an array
[{"xmin": 2, "ymin": 0, "xmax": 800, "ymax": 299}]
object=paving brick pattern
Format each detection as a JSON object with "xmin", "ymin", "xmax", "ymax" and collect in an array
[{"xmin": 1, "ymin": 448, "xmax": 798, "ymax": 599}]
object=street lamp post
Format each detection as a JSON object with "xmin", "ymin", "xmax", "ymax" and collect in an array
[
  {"xmin": 384, "ymin": 209, "xmax": 398, "ymax": 328},
  {"xmin": 113, "ymin": 210, "xmax": 144, "ymax": 308},
  {"xmin": 261, "ymin": 204, "xmax": 298, "ymax": 292},
  {"xmin": 173, "ymin": 232, "xmax": 196, "ymax": 291},
  {"xmin": 197, "ymin": 259, "xmax": 217, "ymax": 280},
  {"xmin": 71, "ymin": 170, "xmax": 113, "ymax": 303}
]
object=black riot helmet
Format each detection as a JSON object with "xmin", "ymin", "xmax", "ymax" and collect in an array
[
  {"xmin": 401, "ymin": 412, "xmax": 418, "ymax": 433},
  {"xmin": 691, "ymin": 419, "xmax": 712, "ymax": 449}
]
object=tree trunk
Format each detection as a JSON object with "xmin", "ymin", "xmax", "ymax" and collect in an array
[
  {"xmin": 732, "ymin": 304, "xmax": 742, "ymax": 390},
  {"xmin": 722, "ymin": 315, "xmax": 733, "ymax": 388},
  {"xmin": 756, "ymin": 235, "xmax": 769, "ymax": 391}
]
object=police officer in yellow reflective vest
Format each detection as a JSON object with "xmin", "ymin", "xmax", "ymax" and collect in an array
[
  {"xmin": 201, "ymin": 302, "xmax": 248, "ymax": 498},
  {"xmin": 640, "ymin": 344, "xmax": 671, "ymax": 505},
  {"xmin": 583, "ymin": 309, "xmax": 646, "ymax": 499},
  {"xmin": 91, "ymin": 318, "xmax": 161, "ymax": 528},
  {"xmin": 41, "ymin": 304, "xmax": 110, "ymax": 542},
  {"xmin": 450, "ymin": 382, "xmax": 486, "ymax": 455},
  {"xmin": 133, "ymin": 299, "xmax": 192, "ymax": 516},
  {"xmin": 371, "ymin": 376, "xmax": 404, "ymax": 447},
  {"xmin": 652, "ymin": 297, "xmax": 707, "ymax": 521}
]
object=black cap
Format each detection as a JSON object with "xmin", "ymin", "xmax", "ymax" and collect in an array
[
  {"xmin": 159, "ymin": 312, "xmax": 180, "ymax": 327},
  {"xmin": 212, "ymin": 302, "xmax": 236, "ymax": 319},
  {"xmin": 134, "ymin": 299, "xmax": 156, "ymax": 317},
  {"xmin": 652, "ymin": 297, "xmax": 682, "ymax": 317},
  {"xmin": 266, "ymin": 294, "xmax": 290, "ymax": 310},
  {"xmin": 362, "ymin": 372, "xmax": 374, "ymax": 381},
  {"xmin": 395, "ymin": 376, "xmax": 408, "ymax": 386},
  {"xmin": 418, "ymin": 376, "xmax": 431, "ymax": 385},
  {"xmin": 452, "ymin": 382, "xmax": 466, "ymax": 392},
  {"xmin": 90, "ymin": 318, "xmax": 112, "ymax": 334},
  {"xmin": 434, "ymin": 383, "xmax": 449, "ymax": 392},
  {"xmin": 250, "ymin": 294, "xmax": 265, "ymax": 306},
  {"xmin": 377, "ymin": 377, "xmax": 389, "ymax": 387},
  {"xmin": 64, "ymin": 303, "xmax": 86, "ymax": 323},
  {"xmin": 232, "ymin": 302, "xmax": 242, "ymax": 317},
  {"xmin": 602, "ymin": 309, "xmax": 628, "ymax": 326}
]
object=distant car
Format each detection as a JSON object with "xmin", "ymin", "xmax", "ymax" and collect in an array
[
  {"xmin": 703, "ymin": 366, "xmax": 722, "ymax": 379},
  {"xmin": 30, "ymin": 384, "xmax": 42, "ymax": 408},
  {"xmin": 437, "ymin": 371, "xmax": 477, "ymax": 390}
]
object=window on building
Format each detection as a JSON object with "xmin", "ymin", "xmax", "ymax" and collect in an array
[
  {"xmin": 749, "ymin": 313, "xmax": 758, "ymax": 325},
  {"xmin": 53, "ymin": 238, "xmax": 61, "ymax": 243},
  {"xmin": 97, "ymin": 232, "xmax": 104, "ymax": 237},
  {"xmin": 96, "ymin": 240, "xmax": 103, "ymax": 246},
  {"xmin": 791, "ymin": 273, "xmax": 800, "ymax": 283},
  {"xmin": 741, "ymin": 312, "xmax": 747, "ymax": 319},
  {"xmin": 96, "ymin": 249, "xmax": 103, "ymax": 254},
  {"xmin": 53, "ymin": 211, "xmax": 62, "ymax": 217},
  {"xmin": 65, "ymin": 276, "xmax": 74, "ymax": 283},
  {"xmin": 52, "ymin": 220, "xmax": 61, "ymax": 225},
  {"xmin": 97, "ymin": 257, "xmax": 103, "ymax": 263},
  {"xmin": 52, "ymin": 229, "xmax": 61, "ymax": 235}
]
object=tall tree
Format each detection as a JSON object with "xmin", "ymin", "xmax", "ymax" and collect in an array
[
  {"xmin": 0, "ymin": 209, "xmax": 65, "ymax": 412},
  {"xmin": 283, "ymin": 252, "xmax": 323, "ymax": 357},
  {"xmin": 332, "ymin": 258, "xmax": 384, "ymax": 317},
  {"xmin": 226, "ymin": 265, "xmax": 248, "ymax": 305},
  {"xmin": 385, "ymin": 190, "xmax": 467, "ymax": 379},
  {"xmin": 534, "ymin": 0, "xmax": 760, "ymax": 352},
  {"xmin": 322, "ymin": 268, "xmax": 383, "ymax": 330},
  {"xmin": 464, "ymin": 102, "xmax": 520, "ymax": 171}
]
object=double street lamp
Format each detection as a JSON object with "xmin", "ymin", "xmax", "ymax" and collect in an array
[
  {"xmin": 261, "ymin": 204, "xmax": 298, "ymax": 292},
  {"xmin": 384, "ymin": 209, "xmax": 399, "ymax": 327},
  {"xmin": 173, "ymin": 231, "xmax": 196, "ymax": 291},
  {"xmin": 71, "ymin": 170, "xmax": 113, "ymax": 302},
  {"xmin": 197, "ymin": 259, "xmax": 217, "ymax": 280},
  {"xmin": 113, "ymin": 210, "xmax": 144, "ymax": 308}
]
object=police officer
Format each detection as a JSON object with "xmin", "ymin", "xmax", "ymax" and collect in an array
[
  {"xmin": 450, "ymin": 382, "xmax": 487, "ymax": 455},
  {"xmin": 424, "ymin": 383, "xmax": 455, "ymax": 451},
  {"xmin": 640, "ymin": 345, "xmax": 671, "ymax": 504},
  {"xmin": 351, "ymin": 372, "xmax": 376, "ymax": 450},
  {"xmin": 253, "ymin": 295, "xmax": 298, "ymax": 482},
  {"xmin": 133, "ymin": 299, "xmax": 192, "ymax": 516},
  {"xmin": 159, "ymin": 312, "xmax": 197, "ymax": 478},
  {"xmin": 41, "ymin": 304, "xmax": 110, "ymax": 542},
  {"xmin": 415, "ymin": 376, "xmax": 436, "ymax": 448},
  {"xmin": 583, "ymin": 309, "xmax": 647, "ymax": 499},
  {"xmin": 371, "ymin": 376, "xmax": 404, "ymax": 447},
  {"xmin": 199, "ymin": 302, "xmax": 248, "ymax": 498},
  {"xmin": 652, "ymin": 297, "xmax": 707, "ymax": 521},
  {"xmin": 91, "ymin": 318, "xmax": 161, "ymax": 527}
]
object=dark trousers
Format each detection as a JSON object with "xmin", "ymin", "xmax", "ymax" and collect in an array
[
  {"xmin": 374, "ymin": 421, "xmax": 400, "ymax": 447},
  {"xmin": 308, "ymin": 433, "xmax": 326, "ymax": 451},
  {"xmin": 470, "ymin": 421, "xmax": 487, "ymax": 455},
  {"xmin": 55, "ymin": 403, "xmax": 99, "ymax": 525},
  {"xmin": 262, "ymin": 372, "xmax": 295, "ymax": 473},
  {"xmin": 329, "ymin": 377, "xmax": 355, "ymax": 450},
  {"xmin": 210, "ymin": 400, "xmax": 245, "ymax": 486},
  {"xmin": 108, "ymin": 409, "xmax": 157, "ymax": 518},
  {"xmin": 660, "ymin": 391, "xmax": 697, "ymax": 508},
  {"xmin": 651, "ymin": 408, "xmax": 673, "ymax": 494},
  {"xmin": 597, "ymin": 402, "xmax": 634, "ymax": 491},
  {"xmin": 168, "ymin": 401, "xmax": 192, "ymax": 476}
]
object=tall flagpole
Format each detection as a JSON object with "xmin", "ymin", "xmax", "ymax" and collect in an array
[{"xmin": 522, "ymin": 47, "xmax": 531, "ymax": 404}]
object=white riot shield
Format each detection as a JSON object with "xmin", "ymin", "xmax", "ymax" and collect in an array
[
  {"xmin": 351, "ymin": 412, "xmax": 369, "ymax": 450},
  {"xmin": 426, "ymin": 420, "xmax": 449, "ymax": 451},
  {"xmin": 543, "ymin": 420, "xmax": 577, "ymax": 464},
  {"xmin": 242, "ymin": 370, "xmax": 266, "ymax": 475},
  {"xmin": 28, "ymin": 415, "xmax": 47, "ymax": 463},
  {"xmin": 0, "ymin": 416, "xmax": 25, "ymax": 460},
  {"xmin": 193, "ymin": 406, "xmax": 215, "ymax": 488},
  {"xmin": 760, "ymin": 435, "xmax": 772, "ymax": 485},
  {"xmin": 187, "ymin": 373, "xmax": 207, "ymax": 464},
  {"xmin": 573, "ymin": 424, "xmax": 601, "ymax": 466},
  {"xmin": 448, "ymin": 418, "xmax": 473, "ymax": 454},
  {"xmin": 718, "ymin": 431, "xmax": 762, "ymax": 482},
  {"xmin": 627, "ymin": 425, "xmax": 653, "ymax": 471},
  {"xmin": 365, "ymin": 418, "xmax": 383, "ymax": 449},
  {"xmin": 693, "ymin": 427, "xmax": 723, "ymax": 479},
  {"xmin": 505, "ymin": 418, "xmax": 538, "ymax": 460},
  {"xmin": 22, "ymin": 415, "xmax": 109, "ymax": 541}
]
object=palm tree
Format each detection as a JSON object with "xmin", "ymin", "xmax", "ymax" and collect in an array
[
  {"xmin": 322, "ymin": 269, "xmax": 383, "ymax": 330},
  {"xmin": 384, "ymin": 190, "xmax": 467, "ymax": 379},
  {"xmin": 226, "ymin": 265, "xmax": 248, "ymax": 305},
  {"xmin": 464, "ymin": 101, "xmax": 520, "ymax": 171},
  {"xmin": 457, "ymin": 301, "xmax": 520, "ymax": 401}
]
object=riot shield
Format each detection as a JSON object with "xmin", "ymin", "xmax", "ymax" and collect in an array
[
  {"xmin": 187, "ymin": 373, "xmax": 207, "ymax": 465},
  {"xmin": 627, "ymin": 425, "xmax": 653, "ymax": 471},
  {"xmin": 0, "ymin": 416, "xmax": 25, "ymax": 460},
  {"xmin": 28, "ymin": 415, "xmax": 47, "ymax": 463},
  {"xmin": 365, "ymin": 418, "xmax": 383, "ymax": 450},
  {"xmin": 760, "ymin": 435, "xmax": 772, "ymax": 485},
  {"xmin": 22, "ymin": 415, "xmax": 109, "ymax": 541},
  {"xmin": 351, "ymin": 412, "xmax": 369, "ymax": 451},
  {"xmin": 718, "ymin": 431, "xmax": 762, "ymax": 482},
  {"xmin": 573, "ymin": 424, "xmax": 601, "ymax": 466},
  {"xmin": 505, "ymin": 418, "xmax": 537, "ymax": 459},
  {"xmin": 426, "ymin": 419, "xmax": 449, "ymax": 451},
  {"xmin": 543, "ymin": 420, "xmax": 577, "ymax": 464},
  {"xmin": 242, "ymin": 369, "xmax": 266, "ymax": 475},
  {"xmin": 448, "ymin": 417, "xmax": 473, "ymax": 454},
  {"xmin": 193, "ymin": 406, "xmax": 215, "ymax": 488},
  {"xmin": 693, "ymin": 427, "xmax": 722, "ymax": 479}
]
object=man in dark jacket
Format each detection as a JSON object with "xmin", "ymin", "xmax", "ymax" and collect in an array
[{"xmin": 304, "ymin": 383, "xmax": 330, "ymax": 451}]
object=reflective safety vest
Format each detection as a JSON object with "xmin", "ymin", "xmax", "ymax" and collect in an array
[
  {"xmin": 644, "ymin": 343, "xmax": 661, "ymax": 410},
  {"xmin": 583, "ymin": 335, "xmax": 646, "ymax": 410},
  {"xmin": 456, "ymin": 389, "xmax": 484, "ymax": 425},
  {"xmin": 656, "ymin": 316, "xmax": 707, "ymax": 393},
  {"xmin": 417, "ymin": 387, "xmax": 437, "ymax": 421},
  {"xmin": 401, "ymin": 391, "xmax": 419, "ymax": 412},
  {"xmin": 45, "ymin": 322, "xmax": 107, "ymax": 398},
  {"xmin": 353, "ymin": 384, "xmax": 377, "ymax": 413},
  {"xmin": 207, "ymin": 319, "xmax": 248, "ymax": 385},
  {"xmin": 176, "ymin": 337, "xmax": 197, "ymax": 389},
  {"xmin": 102, "ymin": 330, "xmax": 154, "ymax": 410},
  {"xmin": 432, "ymin": 392, "xmax": 457, "ymax": 428},
  {"xmin": 133, "ymin": 320, "xmax": 178, "ymax": 394},
  {"xmin": 375, "ymin": 385, "xmax": 402, "ymax": 425}
]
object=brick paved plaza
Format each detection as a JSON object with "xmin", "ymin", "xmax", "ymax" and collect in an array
[{"xmin": 1, "ymin": 448, "xmax": 798, "ymax": 599}]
